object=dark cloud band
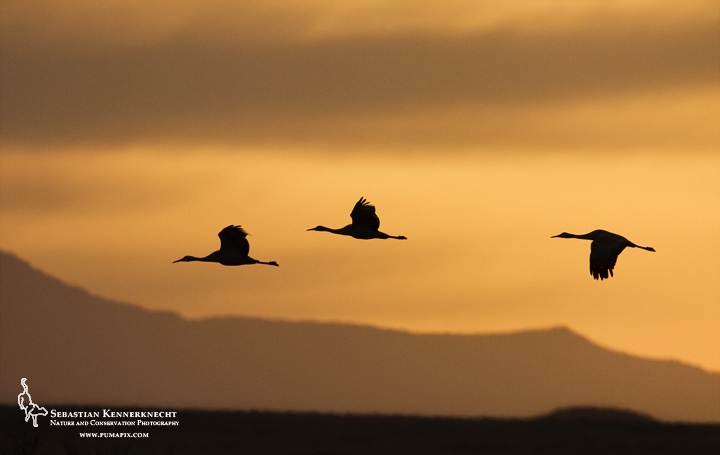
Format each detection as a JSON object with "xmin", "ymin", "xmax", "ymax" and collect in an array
[{"xmin": 1, "ymin": 15, "xmax": 718, "ymax": 149}]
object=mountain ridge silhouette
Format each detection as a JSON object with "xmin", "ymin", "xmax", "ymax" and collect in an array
[{"xmin": 1, "ymin": 251, "xmax": 718, "ymax": 422}]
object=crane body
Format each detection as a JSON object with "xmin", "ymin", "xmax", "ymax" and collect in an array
[
  {"xmin": 174, "ymin": 225, "xmax": 279, "ymax": 266},
  {"xmin": 308, "ymin": 197, "xmax": 407, "ymax": 240},
  {"xmin": 552, "ymin": 229, "xmax": 654, "ymax": 280}
]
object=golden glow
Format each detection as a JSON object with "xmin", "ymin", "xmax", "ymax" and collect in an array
[
  {"xmin": 1, "ymin": 1, "xmax": 718, "ymax": 374},
  {"xmin": 1, "ymin": 149, "xmax": 718, "ymax": 371},
  {"xmin": 2, "ymin": 1, "xmax": 715, "ymax": 45}
]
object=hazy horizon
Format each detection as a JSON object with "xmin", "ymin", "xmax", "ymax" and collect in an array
[
  {"xmin": 2, "ymin": 249, "xmax": 718, "ymax": 377},
  {"xmin": 3, "ymin": 250, "xmax": 719, "ymax": 424},
  {"xmin": 1, "ymin": 0, "xmax": 719, "ymax": 374}
]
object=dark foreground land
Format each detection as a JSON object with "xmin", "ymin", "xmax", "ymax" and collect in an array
[{"xmin": 2, "ymin": 405, "xmax": 718, "ymax": 455}]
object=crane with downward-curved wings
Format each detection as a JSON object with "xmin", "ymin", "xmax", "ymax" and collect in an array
[
  {"xmin": 552, "ymin": 229, "xmax": 654, "ymax": 280},
  {"xmin": 308, "ymin": 197, "xmax": 407, "ymax": 240},
  {"xmin": 174, "ymin": 225, "xmax": 279, "ymax": 266}
]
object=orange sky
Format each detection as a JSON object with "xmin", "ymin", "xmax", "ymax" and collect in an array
[{"xmin": 1, "ymin": 1, "xmax": 719, "ymax": 371}]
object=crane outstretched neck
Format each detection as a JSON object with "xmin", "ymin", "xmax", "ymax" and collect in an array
[
  {"xmin": 630, "ymin": 244, "xmax": 655, "ymax": 252},
  {"xmin": 307, "ymin": 225, "xmax": 337, "ymax": 233},
  {"xmin": 551, "ymin": 232, "xmax": 597, "ymax": 240},
  {"xmin": 173, "ymin": 255, "xmax": 203, "ymax": 263}
]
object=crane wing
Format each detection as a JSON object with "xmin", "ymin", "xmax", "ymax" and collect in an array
[
  {"xmin": 589, "ymin": 234, "xmax": 627, "ymax": 280},
  {"xmin": 218, "ymin": 225, "xmax": 250, "ymax": 257},
  {"xmin": 350, "ymin": 197, "xmax": 380, "ymax": 230}
]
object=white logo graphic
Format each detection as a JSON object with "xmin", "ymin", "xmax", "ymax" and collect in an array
[{"xmin": 18, "ymin": 378, "xmax": 48, "ymax": 427}]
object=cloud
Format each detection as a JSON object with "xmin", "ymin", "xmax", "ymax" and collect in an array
[{"xmin": 1, "ymin": 1, "xmax": 718, "ymax": 150}]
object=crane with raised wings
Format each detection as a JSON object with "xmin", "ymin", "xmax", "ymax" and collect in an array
[
  {"xmin": 308, "ymin": 197, "xmax": 407, "ymax": 240},
  {"xmin": 174, "ymin": 225, "xmax": 279, "ymax": 266}
]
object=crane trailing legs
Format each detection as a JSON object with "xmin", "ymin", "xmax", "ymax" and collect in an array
[{"xmin": 552, "ymin": 229, "xmax": 654, "ymax": 280}]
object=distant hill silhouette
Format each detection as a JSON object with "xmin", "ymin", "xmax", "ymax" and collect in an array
[
  {"xmin": 541, "ymin": 406, "xmax": 657, "ymax": 423},
  {"xmin": 1, "ymin": 251, "xmax": 718, "ymax": 422}
]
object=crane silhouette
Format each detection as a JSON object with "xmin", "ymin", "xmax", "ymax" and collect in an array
[
  {"xmin": 308, "ymin": 197, "xmax": 407, "ymax": 240},
  {"xmin": 552, "ymin": 230, "xmax": 655, "ymax": 280},
  {"xmin": 18, "ymin": 378, "xmax": 47, "ymax": 427},
  {"xmin": 174, "ymin": 225, "xmax": 279, "ymax": 266}
]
